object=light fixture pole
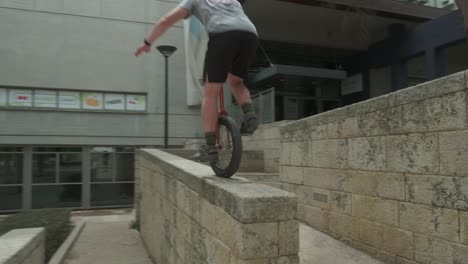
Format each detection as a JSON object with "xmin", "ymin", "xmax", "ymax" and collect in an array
[{"xmin": 156, "ymin": 45, "xmax": 177, "ymax": 149}]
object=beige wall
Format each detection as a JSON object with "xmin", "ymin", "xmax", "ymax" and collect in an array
[{"xmin": 279, "ymin": 71, "xmax": 468, "ymax": 264}]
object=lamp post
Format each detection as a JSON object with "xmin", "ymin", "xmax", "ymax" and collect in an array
[{"xmin": 156, "ymin": 45, "xmax": 177, "ymax": 149}]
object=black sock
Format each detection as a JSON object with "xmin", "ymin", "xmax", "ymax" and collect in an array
[
  {"xmin": 241, "ymin": 102, "xmax": 253, "ymax": 114},
  {"xmin": 205, "ymin": 132, "xmax": 216, "ymax": 146}
]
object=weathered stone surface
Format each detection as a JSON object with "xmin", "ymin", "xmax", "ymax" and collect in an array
[
  {"xmin": 376, "ymin": 172, "xmax": 405, "ymax": 201},
  {"xmin": 303, "ymin": 168, "xmax": 349, "ymax": 192},
  {"xmin": 280, "ymin": 166, "xmax": 304, "ymax": 185},
  {"xmin": 352, "ymin": 195, "xmax": 399, "ymax": 226},
  {"xmin": 382, "ymin": 225, "xmax": 415, "ymax": 260},
  {"xmin": 238, "ymin": 223, "xmax": 279, "ymax": 258},
  {"xmin": 327, "ymin": 117, "xmax": 361, "ymax": 138},
  {"xmin": 357, "ymin": 219, "xmax": 384, "ymax": 249},
  {"xmin": 406, "ymin": 174, "xmax": 468, "ymax": 210},
  {"xmin": 269, "ymin": 255, "xmax": 300, "ymax": 264},
  {"xmin": 402, "ymin": 91, "xmax": 467, "ymax": 133},
  {"xmin": 330, "ymin": 191, "xmax": 352, "ymax": 215},
  {"xmin": 298, "ymin": 203, "xmax": 330, "ymax": 231},
  {"xmin": 311, "ymin": 139, "xmax": 348, "ymax": 169},
  {"xmin": 203, "ymin": 178, "xmax": 297, "ymax": 223},
  {"xmin": 461, "ymin": 211, "xmax": 468, "ymax": 245},
  {"xmin": 297, "ymin": 186, "xmax": 330, "ymax": 209},
  {"xmin": 279, "ymin": 221, "xmax": 299, "ymax": 255},
  {"xmin": 351, "ymin": 241, "xmax": 397, "ymax": 264},
  {"xmin": 399, "ymin": 202, "xmax": 459, "ymax": 242},
  {"xmin": 0, "ymin": 228, "xmax": 46, "ymax": 264},
  {"xmin": 440, "ymin": 130, "xmax": 468, "ymax": 177},
  {"xmin": 358, "ymin": 107, "xmax": 403, "ymax": 136},
  {"xmin": 308, "ymin": 123, "xmax": 328, "ymax": 140},
  {"xmin": 348, "ymin": 137, "xmax": 386, "ymax": 171},
  {"xmin": 454, "ymin": 243, "xmax": 468, "ymax": 264},
  {"xmin": 388, "ymin": 71, "xmax": 466, "ymax": 106},
  {"xmin": 415, "ymin": 234, "xmax": 454, "ymax": 264},
  {"xmin": 280, "ymin": 141, "xmax": 310, "ymax": 166},
  {"xmin": 396, "ymin": 257, "xmax": 418, "ymax": 264},
  {"xmin": 329, "ymin": 212, "xmax": 359, "ymax": 240},
  {"xmin": 349, "ymin": 170, "xmax": 378, "ymax": 196},
  {"xmin": 387, "ymin": 133, "xmax": 439, "ymax": 174}
]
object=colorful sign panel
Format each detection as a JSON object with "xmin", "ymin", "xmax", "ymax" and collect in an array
[
  {"xmin": 34, "ymin": 90, "xmax": 57, "ymax": 108},
  {"xmin": 126, "ymin": 95, "xmax": 146, "ymax": 111},
  {"xmin": 104, "ymin": 94, "xmax": 125, "ymax": 110},
  {"xmin": 9, "ymin": 89, "xmax": 32, "ymax": 107},
  {"xmin": 82, "ymin": 92, "xmax": 103, "ymax": 110},
  {"xmin": 59, "ymin": 91, "xmax": 81, "ymax": 109}
]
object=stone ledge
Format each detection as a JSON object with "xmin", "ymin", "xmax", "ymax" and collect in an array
[
  {"xmin": 279, "ymin": 71, "xmax": 468, "ymax": 137},
  {"xmin": 0, "ymin": 228, "xmax": 45, "ymax": 264},
  {"xmin": 137, "ymin": 149, "xmax": 297, "ymax": 224}
]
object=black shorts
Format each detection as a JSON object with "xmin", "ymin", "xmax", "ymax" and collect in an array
[{"xmin": 204, "ymin": 30, "xmax": 258, "ymax": 83}]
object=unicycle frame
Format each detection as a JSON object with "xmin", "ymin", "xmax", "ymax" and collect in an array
[{"xmin": 216, "ymin": 89, "xmax": 230, "ymax": 148}]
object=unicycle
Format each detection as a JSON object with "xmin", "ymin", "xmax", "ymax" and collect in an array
[{"xmin": 210, "ymin": 88, "xmax": 242, "ymax": 178}]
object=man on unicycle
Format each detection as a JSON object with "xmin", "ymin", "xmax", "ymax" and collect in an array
[{"xmin": 135, "ymin": 0, "xmax": 258, "ymax": 163}]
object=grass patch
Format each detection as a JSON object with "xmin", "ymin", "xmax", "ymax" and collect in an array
[{"xmin": 0, "ymin": 208, "xmax": 72, "ymax": 262}]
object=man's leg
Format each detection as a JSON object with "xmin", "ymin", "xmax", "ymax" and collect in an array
[
  {"xmin": 199, "ymin": 80, "xmax": 223, "ymax": 161},
  {"xmin": 227, "ymin": 73, "xmax": 257, "ymax": 134}
]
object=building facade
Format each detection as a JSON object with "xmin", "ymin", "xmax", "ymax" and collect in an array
[{"xmin": 0, "ymin": 0, "xmax": 200, "ymax": 211}]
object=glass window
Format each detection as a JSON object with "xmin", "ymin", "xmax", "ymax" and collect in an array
[
  {"xmin": 33, "ymin": 154, "xmax": 56, "ymax": 183},
  {"xmin": 0, "ymin": 186, "xmax": 22, "ymax": 210},
  {"xmin": 0, "ymin": 154, "xmax": 23, "ymax": 184},
  {"xmin": 116, "ymin": 154, "xmax": 134, "ymax": 182},
  {"xmin": 59, "ymin": 154, "xmax": 82, "ymax": 183},
  {"xmin": 0, "ymin": 147, "xmax": 23, "ymax": 152},
  {"xmin": 91, "ymin": 183, "xmax": 134, "ymax": 206},
  {"xmin": 33, "ymin": 147, "xmax": 82, "ymax": 152},
  {"xmin": 32, "ymin": 185, "xmax": 81, "ymax": 209},
  {"xmin": 91, "ymin": 153, "xmax": 114, "ymax": 182}
]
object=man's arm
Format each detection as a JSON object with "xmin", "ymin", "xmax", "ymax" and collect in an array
[{"xmin": 135, "ymin": 7, "xmax": 189, "ymax": 56}]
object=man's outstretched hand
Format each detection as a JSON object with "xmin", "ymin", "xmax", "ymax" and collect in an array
[{"xmin": 134, "ymin": 44, "xmax": 151, "ymax": 57}]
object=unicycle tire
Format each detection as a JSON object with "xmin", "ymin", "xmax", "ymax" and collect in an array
[{"xmin": 210, "ymin": 115, "xmax": 242, "ymax": 178}]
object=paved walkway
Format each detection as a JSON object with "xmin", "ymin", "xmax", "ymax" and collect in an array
[
  {"xmin": 64, "ymin": 210, "xmax": 383, "ymax": 264},
  {"xmin": 300, "ymin": 224, "xmax": 384, "ymax": 264},
  {"xmin": 64, "ymin": 211, "xmax": 152, "ymax": 264}
]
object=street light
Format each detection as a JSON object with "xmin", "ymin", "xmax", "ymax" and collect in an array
[{"xmin": 156, "ymin": 45, "xmax": 177, "ymax": 149}]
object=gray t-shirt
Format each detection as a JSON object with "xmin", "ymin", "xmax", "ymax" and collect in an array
[{"xmin": 179, "ymin": 0, "xmax": 257, "ymax": 35}]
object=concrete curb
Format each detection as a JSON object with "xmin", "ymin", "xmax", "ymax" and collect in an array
[{"xmin": 48, "ymin": 220, "xmax": 86, "ymax": 264}]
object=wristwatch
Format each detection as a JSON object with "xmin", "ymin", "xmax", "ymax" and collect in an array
[{"xmin": 144, "ymin": 39, "xmax": 151, "ymax": 47}]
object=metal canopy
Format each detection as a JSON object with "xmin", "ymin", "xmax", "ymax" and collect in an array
[{"xmin": 251, "ymin": 64, "xmax": 347, "ymax": 84}]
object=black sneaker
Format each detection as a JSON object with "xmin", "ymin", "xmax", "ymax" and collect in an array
[
  {"xmin": 240, "ymin": 112, "xmax": 258, "ymax": 135},
  {"xmin": 193, "ymin": 145, "xmax": 218, "ymax": 162}
]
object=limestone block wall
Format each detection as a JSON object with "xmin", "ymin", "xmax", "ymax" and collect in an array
[
  {"xmin": 0, "ymin": 228, "xmax": 45, "ymax": 264},
  {"xmin": 279, "ymin": 71, "xmax": 468, "ymax": 264},
  {"xmin": 242, "ymin": 121, "xmax": 291, "ymax": 173},
  {"xmin": 135, "ymin": 149, "xmax": 299, "ymax": 264}
]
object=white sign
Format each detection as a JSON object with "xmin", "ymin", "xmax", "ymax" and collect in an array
[
  {"xmin": 104, "ymin": 94, "xmax": 125, "ymax": 110},
  {"xmin": 34, "ymin": 90, "xmax": 57, "ymax": 108},
  {"xmin": 341, "ymin": 74, "xmax": 363, "ymax": 95},
  {"xmin": 0, "ymin": 89, "xmax": 6, "ymax": 106},
  {"xmin": 82, "ymin": 93, "xmax": 103, "ymax": 110},
  {"xmin": 126, "ymin": 95, "xmax": 146, "ymax": 111},
  {"xmin": 9, "ymin": 89, "xmax": 32, "ymax": 107},
  {"xmin": 59, "ymin": 91, "xmax": 80, "ymax": 109}
]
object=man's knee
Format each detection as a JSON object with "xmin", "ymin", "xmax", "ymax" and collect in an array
[{"xmin": 227, "ymin": 75, "xmax": 244, "ymax": 89}]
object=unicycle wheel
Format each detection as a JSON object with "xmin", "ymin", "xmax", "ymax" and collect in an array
[{"xmin": 210, "ymin": 115, "xmax": 242, "ymax": 178}]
